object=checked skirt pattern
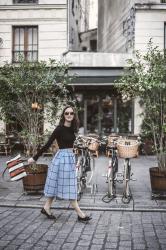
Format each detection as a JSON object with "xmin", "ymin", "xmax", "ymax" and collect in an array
[{"xmin": 44, "ymin": 149, "xmax": 77, "ymax": 200}]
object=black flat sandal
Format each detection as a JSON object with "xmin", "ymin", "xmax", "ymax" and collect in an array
[
  {"xmin": 41, "ymin": 208, "xmax": 56, "ymax": 220},
  {"xmin": 78, "ymin": 215, "xmax": 92, "ymax": 222}
]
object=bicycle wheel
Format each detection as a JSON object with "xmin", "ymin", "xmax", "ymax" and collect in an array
[
  {"xmin": 102, "ymin": 165, "xmax": 115, "ymax": 203},
  {"xmin": 76, "ymin": 157, "xmax": 86, "ymax": 200},
  {"xmin": 84, "ymin": 151, "xmax": 91, "ymax": 172},
  {"xmin": 114, "ymin": 155, "xmax": 118, "ymax": 173},
  {"xmin": 108, "ymin": 166, "xmax": 116, "ymax": 197},
  {"xmin": 102, "ymin": 192, "xmax": 115, "ymax": 203},
  {"xmin": 91, "ymin": 183, "xmax": 98, "ymax": 196},
  {"xmin": 87, "ymin": 154, "xmax": 95, "ymax": 185},
  {"xmin": 77, "ymin": 181, "xmax": 82, "ymax": 201},
  {"xmin": 122, "ymin": 159, "xmax": 132, "ymax": 204}
]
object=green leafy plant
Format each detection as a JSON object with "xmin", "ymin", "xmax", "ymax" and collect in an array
[
  {"xmin": 117, "ymin": 40, "xmax": 166, "ymax": 169},
  {"xmin": 0, "ymin": 59, "xmax": 74, "ymax": 156}
]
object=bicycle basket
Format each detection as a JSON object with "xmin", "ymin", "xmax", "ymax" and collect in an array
[
  {"xmin": 107, "ymin": 135, "xmax": 119, "ymax": 146},
  {"xmin": 117, "ymin": 139, "xmax": 139, "ymax": 158},
  {"xmin": 88, "ymin": 141, "xmax": 99, "ymax": 151}
]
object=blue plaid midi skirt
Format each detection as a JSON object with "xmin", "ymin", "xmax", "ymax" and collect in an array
[{"xmin": 44, "ymin": 149, "xmax": 77, "ymax": 200}]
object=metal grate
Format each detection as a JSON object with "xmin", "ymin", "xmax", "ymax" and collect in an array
[{"xmin": 13, "ymin": 0, "xmax": 38, "ymax": 4}]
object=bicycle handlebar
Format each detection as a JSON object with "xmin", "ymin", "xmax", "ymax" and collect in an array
[{"xmin": 77, "ymin": 135, "xmax": 99, "ymax": 142}]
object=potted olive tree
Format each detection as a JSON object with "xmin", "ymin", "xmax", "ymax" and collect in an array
[
  {"xmin": 0, "ymin": 59, "xmax": 74, "ymax": 192},
  {"xmin": 117, "ymin": 40, "xmax": 166, "ymax": 198}
]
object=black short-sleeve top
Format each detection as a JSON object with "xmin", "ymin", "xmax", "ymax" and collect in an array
[{"xmin": 33, "ymin": 125, "xmax": 76, "ymax": 161}]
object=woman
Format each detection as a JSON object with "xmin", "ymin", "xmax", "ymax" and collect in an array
[{"xmin": 28, "ymin": 105, "xmax": 92, "ymax": 222}]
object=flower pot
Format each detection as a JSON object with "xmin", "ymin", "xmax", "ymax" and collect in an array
[
  {"xmin": 149, "ymin": 167, "xmax": 166, "ymax": 197},
  {"xmin": 22, "ymin": 164, "xmax": 48, "ymax": 193}
]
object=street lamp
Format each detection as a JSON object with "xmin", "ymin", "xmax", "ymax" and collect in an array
[{"xmin": 31, "ymin": 102, "xmax": 42, "ymax": 110}]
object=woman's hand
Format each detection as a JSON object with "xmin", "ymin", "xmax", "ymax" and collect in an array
[{"xmin": 28, "ymin": 157, "xmax": 35, "ymax": 164}]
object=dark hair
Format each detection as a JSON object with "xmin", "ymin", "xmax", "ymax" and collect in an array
[{"xmin": 59, "ymin": 106, "xmax": 79, "ymax": 132}]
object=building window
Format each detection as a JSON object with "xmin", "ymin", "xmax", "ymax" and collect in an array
[
  {"xmin": 164, "ymin": 23, "xmax": 166, "ymax": 49},
  {"xmin": 161, "ymin": 1, "xmax": 166, "ymax": 3},
  {"xmin": 82, "ymin": 46, "xmax": 87, "ymax": 51},
  {"xmin": 90, "ymin": 40, "xmax": 97, "ymax": 52},
  {"xmin": 12, "ymin": 26, "xmax": 38, "ymax": 62},
  {"xmin": 13, "ymin": 0, "xmax": 38, "ymax": 4}
]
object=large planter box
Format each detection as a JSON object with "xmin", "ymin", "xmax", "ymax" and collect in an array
[
  {"xmin": 149, "ymin": 167, "xmax": 166, "ymax": 198},
  {"xmin": 22, "ymin": 164, "xmax": 48, "ymax": 193}
]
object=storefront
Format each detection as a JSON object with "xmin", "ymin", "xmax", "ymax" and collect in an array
[{"xmin": 69, "ymin": 66, "xmax": 134, "ymax": 136}]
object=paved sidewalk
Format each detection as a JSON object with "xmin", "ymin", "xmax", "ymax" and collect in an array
[{"xmin": 0, "ymin": 155, "xmax": 166, "ymax": 212}]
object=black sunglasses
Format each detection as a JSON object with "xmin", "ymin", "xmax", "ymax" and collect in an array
[{"xmin": 64, "ymin": 112, "xmax": 74, "ymax": 116}]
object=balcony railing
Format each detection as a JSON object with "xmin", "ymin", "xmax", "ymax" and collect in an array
[
  {"xmin": 63, "ymin": 51, "xmax": 133, "ymax": 67},
  {"xmin": 161, "ymin": 0, "xmax": 166, "ymax": 3}
]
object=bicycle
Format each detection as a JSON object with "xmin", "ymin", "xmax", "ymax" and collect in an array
[
  {"xmin": 74, "ymin": 135, "xmax": 98, "ymax": 201},
  {"xmin": 102, "ymin": 136, "xmax": 140, "ymax": 204},
  {"xmin": 117, "ymin": 138, "xmax": 140, "ymax": 204},
  {"xmin": 102, "ymin": 136, "xmax": 119, "ymax": 203}
]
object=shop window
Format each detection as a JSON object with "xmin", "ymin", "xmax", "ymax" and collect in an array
[
  {"xmin": 87, "ymin": 96, "xmax": 99, "ymax": 134},
  {"xmin": 101, "ymin": 95, "xmax": 114, "ymax": 135},
  {"xmin": 75, "ymin": 93, "xmax": 133, "ymax": 135},
  {"xmin": 90, "ymin": 40, "xmax": 97, "ymax": 52},
  {"xmin": 117, "ymin": 98, "xmax": 132, "ymax": 134},
  {"xmin": 12, "ymin": 26, "xmax": 38, "ymax": 62}
]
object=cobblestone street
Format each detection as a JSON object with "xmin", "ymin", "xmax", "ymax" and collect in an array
[
  {"xmin": 1, "ymin": 0, "xmax": 166, "ymax": 249},
  {"xmin": 0, "ymin": 207, "xmax": 166, "ymax": 250}
]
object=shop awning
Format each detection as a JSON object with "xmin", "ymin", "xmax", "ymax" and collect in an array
[{"xmin": 68, "ymin": 66, "xmax": 124, "ymax": 86}]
